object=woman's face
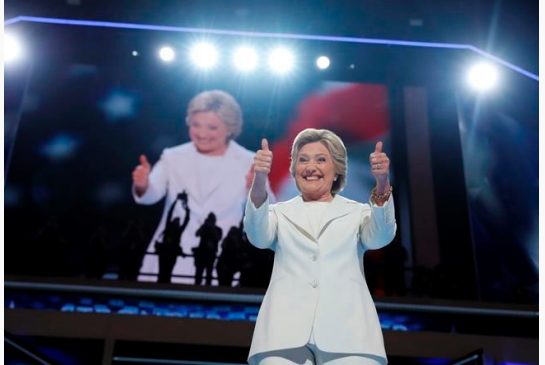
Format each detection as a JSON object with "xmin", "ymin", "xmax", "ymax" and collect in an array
[
  {"xmin": 188, "ymin": 111, "xmax": 230, "ymax": 156},
  {"xmin": 295, "ymin": 141, "xmax": 336, "ymax": 202}
]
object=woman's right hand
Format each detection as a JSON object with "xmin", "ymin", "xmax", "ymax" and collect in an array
[
  {"xmin": 250, "ymin": 138, "xmax": 273, "ymax": 207},
  {"xmin": 254, "ymin": 138, "xmax": 273, "ymax": 177},
  {"xmin": 132, "ymin": 154, "xmax": 151, "ymax": 196}
]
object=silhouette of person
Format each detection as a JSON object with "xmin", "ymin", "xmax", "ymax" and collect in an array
[
  {"xmin": 155, "ymin": 191, "xmax": 190, "ymax": 283},
  {"xmin": 239, "ymin": 229, "xmax": 274, "ymax": 288},
  {"xmin": 216, "ymin": 223, "xmax": 247, "ymax": 286},
  {"xmin": 192, "ymin": 212, "xmax": 222, "ymax": 285}
]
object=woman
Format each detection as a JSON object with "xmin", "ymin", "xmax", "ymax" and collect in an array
[
  {"xmin": 132, "ymin": 90, "xmax": 259, "ymax": 284},
  {"xmin": 244, "ymin": 128, "xmax": 396, "ymax": 365}
]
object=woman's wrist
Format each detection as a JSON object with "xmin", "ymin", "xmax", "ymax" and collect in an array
[
  {"xmin": 374, "ymin": 176, "xmax": 390, "ymax": 192},
  {"xmin": 250, "ymin": 174, "xmax": 268, "ymax": 208},
  {"xmin": 134, "ymin": 184, "xmax": 148, "ymax": 197},
  {"xmin": 371, "ymin": 185, "xmax": 392, "ymax": 205},
  {"xmin": 250, "ymin": 191, "xmax": 267, "ymax": 208}
]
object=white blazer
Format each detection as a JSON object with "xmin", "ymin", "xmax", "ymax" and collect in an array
[
  {"xmin": 134, "ymin": 141, "xmax": 256, "ymax": 282},
  {"xmin": 244, "ymin": 194, "xmax": 396, "ymax": 364}
]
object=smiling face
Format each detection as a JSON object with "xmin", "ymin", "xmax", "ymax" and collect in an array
[
  {"xmin": 295, "ymin": 141, "xmax": 336, "ymax": 202},
  {"xmin": 188, "ymin": 111, "xmax": 230, "ymax": 156}
]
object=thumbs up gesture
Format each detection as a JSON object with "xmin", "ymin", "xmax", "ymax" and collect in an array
[
  {"xmin": 254, "ymin": 138, "xmax": 273, "ymax": 177},
  {"xmin": 250, "ymin": 138, "xmax": 273, "ymax": 207},
  {"xmin": 369, "ymin": 141, "xmax": 390, "ymax": 185},
  {"xmin": 132, "ymin": 154, "xmax": 151, "ymax": 196}
]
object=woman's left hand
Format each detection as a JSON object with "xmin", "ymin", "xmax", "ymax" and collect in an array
[{"xmin": 369, "ymin": 141, "xmax": 390, "ymax": 188}]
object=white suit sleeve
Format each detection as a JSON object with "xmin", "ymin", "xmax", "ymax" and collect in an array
[
  {"xmin": 243, "ymin": 196, "xmax": 278, "ymax": 250},
  {"xmin": 359, "ymin": 195, "xmax": 397, "ymax": 250},
  {"xmin": 132, "ymin": 151, "xmax": 168, "ymax": 205}
]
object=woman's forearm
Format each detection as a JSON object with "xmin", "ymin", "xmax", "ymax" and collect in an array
[{"xmin": 250, "ymin": 173, "xmax": 268, "ymax": 208}]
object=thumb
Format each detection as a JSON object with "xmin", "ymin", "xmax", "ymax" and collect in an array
[
  {"xmin": 261, "ymin": 138, "xmax": 270, "ymax": 151},
  {"xmin": 139, "ymin": 154, "xmax": 150, "ymax": 168},
  {"xmin": 374, "ymin": 141, "xmax": 383, "ymax": 154}
]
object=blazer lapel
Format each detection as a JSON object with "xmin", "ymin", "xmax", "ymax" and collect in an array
[
  {"xmin": 276, "ymin": 195, "xmax": 357, "ymax": 242},
  {"xmin": 316, "ymin": 195, "xmax": 357, "ymax": 240},
  {"xmin": 276, "ymin": 196, "xmax": 316, "ymax": 242}
]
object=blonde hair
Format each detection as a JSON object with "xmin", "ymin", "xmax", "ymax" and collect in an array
[
  {"xmin": 289, "ymin": 128, "xmax": 347, "ymax": 194},
  {"xmin": 185, "ymin": 90, "xmax": 243, "ymax": 140}
]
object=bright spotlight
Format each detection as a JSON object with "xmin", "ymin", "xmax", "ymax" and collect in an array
[
  {"xmin": 158, "ymin": 46, "xmax": 175, "ymax": 62},
  {"xmin": 190, "ymin": 42, "xmax": 219, "ymax": 70},
  {"xmin": 232, "ymin": 46, "xmax": 258, "ymax": 72},
  {"xmin": 316, "ymin": 56, "xmax": 330, "ymax": 70},
  {"xmin": 467, "ymin": 62, "xmax": 499, "ymax": 91},
  {"xmin": 268, "ymin": 47, "xmax": 295, "ymax": 74},
  {"xmin": 4, "ymin": 34, "xmax": 23, "ymax": 63}
]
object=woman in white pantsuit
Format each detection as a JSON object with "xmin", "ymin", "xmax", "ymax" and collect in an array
[
  {"xmin": 132, "ymin": 90, "xmax": 258, "ymax": 284},
  {"xmin": 245, "ymin": 128, "xmax": 396, "ymax": 365}
]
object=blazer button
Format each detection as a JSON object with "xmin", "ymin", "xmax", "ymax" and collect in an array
[
  {"xmin": 311, "ymin": 254, "xmax": 318, "ymax": 262},
  {"xmin": 311, "ymin": 280, "xmax": 319, "ymax": 288}
]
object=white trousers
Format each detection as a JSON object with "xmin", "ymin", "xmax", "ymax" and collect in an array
[
  {"xmin": 252, "ymin": 327, "xmax": 384, "ymax": 365},
  {"xmin": 254, "ymin": 349, "xmax": 382, "ymax": 365}
]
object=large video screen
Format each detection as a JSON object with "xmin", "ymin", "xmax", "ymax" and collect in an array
[
  {"xmin": 6, "ymin": 21, "xmax": 539, "ymax": 306},
  {"xmin": 5, "ymin": 25, "xmax": 394, "ymax": 288}
]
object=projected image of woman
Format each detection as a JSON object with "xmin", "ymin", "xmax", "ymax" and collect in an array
[
  {"xmin": 245, "ymin": 128, "xmax": 396, "ymax": 365},
  {"xmin": 132, "ymin": 90, "xmax": 266, "ymax": 284}
]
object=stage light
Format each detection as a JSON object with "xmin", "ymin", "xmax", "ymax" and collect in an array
[
  {"xmin": 131, "ymin": 50, "xmax": 139, "ymax": 57},
  {"xmin": 232, "ymin": 46, "xmax": 258, "ymax": 72},
  {"xmin": 268, "ymin": 47, "xmax": 294, "ymax": 74},
  {"xmin": 466, "ymin": 62, "xmax": 499, "ymax": 91},
  {"xmin": 316, "ymin": 56, "xmax": 330, "ymax": 70},
  {"xmin": 190, "ymin": 42, "xmax": 219, "ymax": 70},
  {"xmin": 158, "ymin": 46, "xmax": 175, "ymax": 62},
  {"xmin": 4, "ymin": 34, "xmax": 23, "ymax": 63}
]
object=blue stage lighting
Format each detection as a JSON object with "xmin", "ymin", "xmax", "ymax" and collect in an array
[
  {"xmin": 4, "ymin": 33, "xmax": 24, "ymax": 63},
  {"xmin": 189, "ymin": 42, "xmax": 219, "ymax": 70},
  {"xmin": 467, "ymin": 62, "xmax": 499, "ymax": 92},
  {"xmin": 158, "ymin": 46, "xmax": 175, "ymax": 62},
  {"xmin": 316, "ymin": 56, "xmax": 330, "ymax": 70},
  {"xmin": 4, "ymin": 16, "xmax": 538, "ymax": 82},
  {"xmin": 268, "ymin": 47, "xmax": 294, "ymax": 74},
  {"xmin": 232, "ymin": 46, "xmax": 258, "ymax": 72}
]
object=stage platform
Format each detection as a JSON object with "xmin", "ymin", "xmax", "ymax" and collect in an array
[{"xmin": 5, "ymin": 276, "xmax": 538, "ymax": 365}]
